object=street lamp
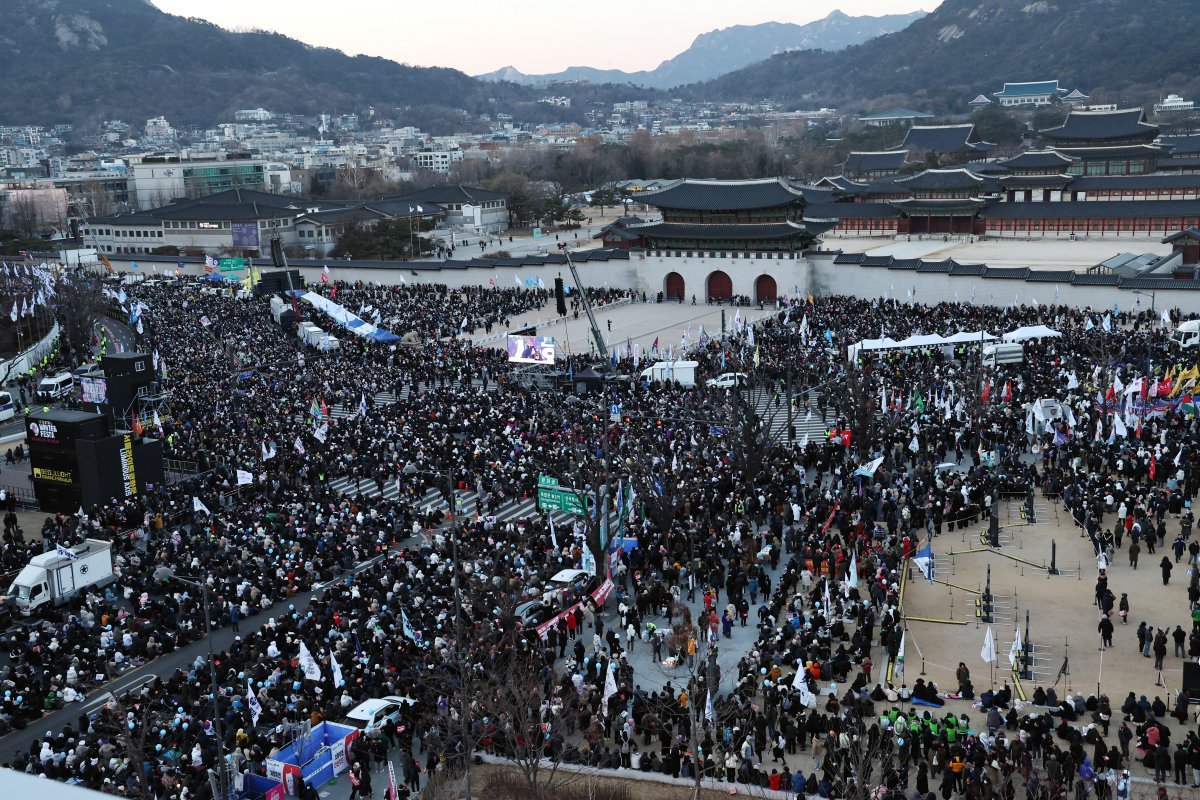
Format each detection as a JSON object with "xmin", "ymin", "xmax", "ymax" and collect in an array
[
  {"xmin": 400, "ymin": 463, "xmax": 470, "ymax": 800},
  {"xmin": 1131, "ymin": 289, "xmax": 1156, "ymax": 313},
  {"xmin": 153, "ymin": 566, "xmax": 229, "ymax": 800}
]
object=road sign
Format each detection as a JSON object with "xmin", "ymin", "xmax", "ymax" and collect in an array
[
  {"xmin": 609, "ymin": 403, "xmax": 621, "ymax": 422},
  {"xmin": 537, "ymin": 475, "xmax": 588, "ymax": 515},
  {"xmin": 218, "ymin": 258, "xmax": 245, "ymax": 272}
]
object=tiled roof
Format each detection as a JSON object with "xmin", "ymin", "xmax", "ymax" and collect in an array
[
  {"xmin": 994, "ymin": 80, "xmax": 1061, "ymax": 98},
  {"xmin": 1040, "ymin": 109, "xmax": 1159, "ymax": 142},
  {"xmin": 983, "ymin": 199, "xmax": 1200, "ymax": 219},
  {"xmin": 900, "ymin": 125, "xmax": 992, "ymax": 154},
  {"xmin": 638, "ymin": 178, "xmax": 807, "ymax": 211},
  {"xmin": 1072, "ymin": 174, "xmax": 1200, "ymax": 191},
  {"xmin": 631, "ymin": 221, "xmax": 815, "ymax": 241},
  {"xmin": 999, "ymin": 150, "xmax": 1076, "ymax": 170},
  {"xmin": 394, "ymin": 185, "xmax": 509, "ymax": 203},
  {"xmin": 843, "ymin": 151, "xmax": 909, "ymax": 172},
  {"xmin": 895, "ymin": 168, "xmax": 983, "ymax": 191}
]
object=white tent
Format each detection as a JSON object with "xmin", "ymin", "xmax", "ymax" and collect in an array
[
  {"xmin": 1002, "ymin": 325, "xmax": 1062, "ymax": 342},
  {"xmin": 945, "ymin": 330, "xmax": 1000, "ymax": 344}
]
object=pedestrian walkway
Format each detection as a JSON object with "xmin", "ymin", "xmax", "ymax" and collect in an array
[{"xmin": 743, "ymin": 386, "xmax": 832, "ymax": 444}]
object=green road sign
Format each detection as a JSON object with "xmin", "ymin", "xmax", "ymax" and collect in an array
[
  {"xmin": 537, "ymin": 475, "xmax": 588, "ymax": 515},
  {"xmin": 218, "ymin": 258, "xmax": 245, "ymax": 272}
]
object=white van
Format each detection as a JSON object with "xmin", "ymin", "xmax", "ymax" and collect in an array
[
  {"xmin": 35, "ymin": 372, "xmax": 75, "ymax": 402},
  {"xmin": 982, "ymin": 343, "xmax": 1024, "ymax": 368},
  {"xmin": 0, "ymin": 391, "xmax": 14, "ymax": 422}
]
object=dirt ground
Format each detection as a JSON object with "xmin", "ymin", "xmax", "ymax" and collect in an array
[{"xmin": 898, "ymin": 493, "xmax": 1194, "ymax": 707}]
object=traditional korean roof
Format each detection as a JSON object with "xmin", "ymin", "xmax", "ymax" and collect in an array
[
  {"xmin": 1050, "ymin": 144, "xmax": 1164, "ymax": 159},
  {"xmin": 899, "ymin": 124, "xmax": 993, "ymax": 155},
  {"xmin": 843, "ymin": 151, "xmax": 909, "ymax": 173},
  {"xmin": 1072, "ymin": 174, "xmax": 1200, "ymax": 191},
  {"xmin": 999, "ymin": 150, "xmax": 1076, "ymax": 170},
  {"xmin": 806, "ymin": 202, "xmax": 898, "ymax": 219},
  {"xmin": 1062, "ymin": 89, "xmax": 1089, "ymax": 102},
  {"xmin": 968, "ymin": 94, "xmax": 993, "ymax": 107},
  {"xmin": 1040, "ymin": 109, "xmax": 1159, "ymax": 142},
  {"xmin": 630, "ymin": 221, "xmax": 816, "ymax": 241},
  {"xmin": 1163, "ymin": 228, "xmax": 1200, "ymax": 243},
  {"xmin": 1158, "ymin": 135, "xmax": 1200, "ymax": 154},
  {"xmin": 889, "ymin": 198, "xmax": 987, "ymax": 214},
  {"xmin": 983, "ymin": 199, "xmax": 1200, "ymax": 219},
  {"xmin": 895, "ymin": 168, "xmax": 984, "ymax": 191},
  {"xmin": 994, "ymin": 80, "xmax": 1062, "ymax": 98},
  {"xmin": 637, "ymin": 177, "xmax": 808, "ymax": 211}
]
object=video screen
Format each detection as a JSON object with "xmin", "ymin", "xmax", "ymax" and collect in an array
[{"xmin": 507, "ymin": 335, "xmax": 556, "ymax": 364}]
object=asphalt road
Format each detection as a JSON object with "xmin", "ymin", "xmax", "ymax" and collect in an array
[{"xmin": 0, "ymin": 548, "xmax": 396, "ymax": 761}]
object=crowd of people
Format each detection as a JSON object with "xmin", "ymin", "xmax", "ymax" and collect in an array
[{"xmin": 0, "ymin": 272, "xmax": 1197, "ymax": 800}]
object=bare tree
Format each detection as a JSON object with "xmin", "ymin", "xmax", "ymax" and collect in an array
[
  {"xmin": 8, "ymin": 193, "xmax": 42, "ymax": 239},
  {"xmin": 54, "ymin": 270, "xmax": 108, "ymax": 365}
]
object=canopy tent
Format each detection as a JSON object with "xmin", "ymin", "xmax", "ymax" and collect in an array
[
  {"xmin": 302, "ymin": 292, "xmax": 401, "ymax": 343},
  {"xmin": 1002, "ymin": 325, "xmax": 1063, "ymax": 342},
  {"xmin": 847, "ymin": 330, "xmax": 997, "ymax": 363}
]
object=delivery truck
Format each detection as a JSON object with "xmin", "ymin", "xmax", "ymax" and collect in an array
[
  {"xmin": 639, "ymin": 360, "xmax": 698, "ymax": 387},
  {"xmin": 1170, "ymin": 319, "xmax": 1200, "ymax": 349},
  {"xmin": 7, "ymin": 539, "xmax": 115, "ymax": 614}
]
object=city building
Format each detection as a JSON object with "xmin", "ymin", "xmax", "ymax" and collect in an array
[
  {"xmin": 857, "ymin": 108, "xmax": 934, "ymax": 127},
  {"xmin": 128, "ymin": 154, "xmax": 291, "ymax": 210},
  {"xmin": 388, "ymin": 185, "xmax": 508, "ymax": 232}
]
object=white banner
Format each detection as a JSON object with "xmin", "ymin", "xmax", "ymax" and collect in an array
[{"xmin": 236, "ymin": 469, "xmax": 254, "ymax": 486}]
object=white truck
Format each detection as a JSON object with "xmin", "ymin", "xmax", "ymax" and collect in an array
[
  {"xmin": 1170, "ymin": 319, "xmax": 1200, "ymax": 349},
  {"xmin": 982, "ymin": 342, "xmax": 1024, "ymax": 367},
  {"xmin": 7, "ymin": 539, "xmax": 115, "ymax": 614},
  {"xmin": 639, "ymin": 360, "xmax": 698, "ymax": 387}
]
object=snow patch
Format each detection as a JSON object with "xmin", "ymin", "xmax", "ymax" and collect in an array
[
  {"xmin": 1022, "ymin": 2, "xmax": 1054, "ymax": 12},
  {"xmin": 937, "ymin": 25, "xmax": 964, "ymax": 43}
]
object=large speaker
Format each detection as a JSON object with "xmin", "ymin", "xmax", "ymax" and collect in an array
[
  {"xmin": 101, "ymin": 352, "xmax": 151, "ymax": 378},
  {"xmin": 255, "ymin": 270, "xmax": 303, "ymax": 295},
  {"xmin": 554, "ymin": 277, "xmax": 566, "ymax": 316},
  {"xmin": 270, "ymin": 236, "xmax": 285, "ymax": 268},
  {"xmin": 1185, "ymin": 662, "xmax": 1200, "ymax": 700},
  {"xmin": 29, "ymin": 410, "xmax": 110, "ymax": 513}
]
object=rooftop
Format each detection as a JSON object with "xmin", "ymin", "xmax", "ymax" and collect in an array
[
  {"xmin": 1039, "ymin": 108, "xmax": 1159, "ymax": 142},
  {"xmin": 994, "ymin": 80, "xmax": 1063, "ymax": 98},
  {"xmin": 638, "ymin": 178, "xmax": 808, "ymax": 212}
]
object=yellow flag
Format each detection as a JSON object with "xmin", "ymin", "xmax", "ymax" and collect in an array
[{"xmin": 753, "ymin": 346, "xmax": 760, "ymax": 367}]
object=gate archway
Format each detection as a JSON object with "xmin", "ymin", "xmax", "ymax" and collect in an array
[
  {"xmin": 707, "ymin": 270, "xmax": 732, "ymax": 302},
  {"xmin": 664, "ymin": 272, "xmax": 685, "ymax": 301},
  {"xmin": 755, "ymin": 274, "xmax": 778, "ymax": 303}
]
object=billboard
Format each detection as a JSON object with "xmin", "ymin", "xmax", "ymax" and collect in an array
[
  {"xmin": 80, "ymin": 376, "xmax": 108, "ymax": 405},
  {"xmin": 507, "ymin": 335, "xmax": 556, "ymax": 364},
  {"xmin": 231, "ymin": 221, "xmax": 260, "ymax": 248}
]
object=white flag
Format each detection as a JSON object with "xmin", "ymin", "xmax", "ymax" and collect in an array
[
  {"xmin": 705, "ymin": 690, "xmax": 715, "ymax": 722},
  {"xmin": 1112, "ymin": 413, "xmax": 1128, "ymax": 439},
  {"xmin": 331, "ymin": 651, "xmax": 344, "ymax": 688},
  {"xmin": 236, "ymin": 469, "xmax": 253, "ymax": 486},
  {"xmin": 294, "ymin": 436, "xmax": 305, "ymax": 455},
  {"xmin": 548, "ymin": 515, "xmax": 558, "ymax": 549},
  {"xmin": 193, "ymin": 496, "xmax": 210, "ymax": 515},
  {"xmin": 313, "ymin": 423, "xmax": 328, "ymax": 444},
  {"xmin": 297, "ymin": 641, "xmax": 322, "ymax": 681},
  {"xmin": 601, "ymin": 663, "xmax": 618, "ymax": 716},
  {"xmin": 55, "ymin": 544, "xmax": 79, "ymax": 561},
  {"xmin": 246, "ymin": 680, "xmax": 262, "ymax": 726},
  {"xmin": 153, "ymin": 409, "xmax": 162, "ymax": 429},
  {"xmin": 844, "ymin": 550, "xmax": 858, "ymax": 598},
  {"xmin": 200, "ymin": 315, "xmax": 211, "ymax": 327},
  {"xmin": 981, "ymin": 626, "xmax": 997, "ymax": 663},
  {"xmin": 1161, "ymin": 308, "xmax": 1171, "ymax": 327},
  {"xmin": 1008, "ymin": 628, "xmax": 1021, "ymax": 668}
]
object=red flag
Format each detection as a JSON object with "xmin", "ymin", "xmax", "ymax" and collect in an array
[
  {"xmin": 131, "ymin": 411, "xmax": 144, "ymax": 436},
  {"xmin": 1150, "ymin": 455, "xmax": 1157, "ymax": 480},
  {"xmin": 840, "ymin": 429, "xmax": 852, "ymax": 447},
  {"xmin": 1001, "ymin": 381, "xmax": 1012, "ymax": 403},
  {"xmin": 330, "ymin": 283, "xmax": 338, "ymax": 300},
  {"xmin": 981, "ymin": 381, "xmax": 991, "ymax": 403},
  {"xmin": 320, "ymin": 398, "xmax": 329, "ymax": 416},
  {"xmin": 320, "ymin": 265, "xmax": 330, "ymax": 284},
  {"xmin": 1141, "ymin": 378, "xmax": 1149, "ymax": 402},
  {"xmin": 1104, "ymin": 385, "xmax": 1115, "ymax": 404},
  {"xmin": 1135, "ymin": 418, "xmax": 1142, "ymax": 439}
]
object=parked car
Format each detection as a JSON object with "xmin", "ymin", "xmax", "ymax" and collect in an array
[
  {"xmin": 706, "ymin": 372, "xmax": 748, "ymax": 389},
  {"xmin": 342, "ymin": 695, "xmax": 416, "ymax": 733}
]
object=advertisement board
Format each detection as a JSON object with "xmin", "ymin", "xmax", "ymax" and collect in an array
[
  {"xmin": 506, "ymin": 335, "xmax": 556, "ymax": 364},
  {"xmin": 80, "ymin": 376, "xmax": 108, "ymax": 405},
  {"xmin": 231, "ymin": 221, "xmax": 259, "ymax": 248}
]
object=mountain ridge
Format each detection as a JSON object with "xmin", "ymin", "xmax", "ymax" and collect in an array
[
  {"xmin": 477, "ymin": 10, "xmax": 926, "ymax": 89},
  {"xmin": 692, "ymin": 0, "xmax": 1200, "ymax": 109}
]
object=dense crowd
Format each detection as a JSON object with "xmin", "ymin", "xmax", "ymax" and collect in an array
[{"xmin": 1, "ymin": 274, "xmax": 1198, "ymax": 800}]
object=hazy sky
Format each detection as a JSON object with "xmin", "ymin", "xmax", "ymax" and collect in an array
[{"xmin": 152, "ymin": 1, "xmax": 935, "ymax": 75}]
